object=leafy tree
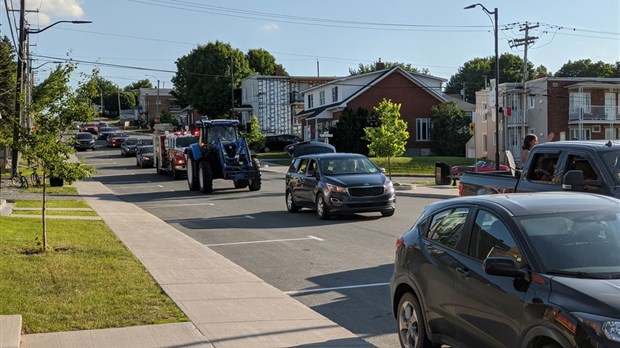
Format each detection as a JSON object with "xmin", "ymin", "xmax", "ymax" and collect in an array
[
  {"xmin": 241, "ymin": 116, "xmax": 265, "ymax": 152},
  {"xmin": 124, "ymin": 79, "xmax": 153, "ymax": 92},
  {"xmin": 23, "ymin": 63, "xmax": 96, "ymax": 251},
  {"xmin": 364, "ymin": 99, "xmax": 409, "ymax": 178},
  {"xmin": 429, "ymin": 102, "xmax": 471, "ymax": 156},
  {"xmin": 330, "ymin": 107, "xmax": 379, "ymax": 155},
  {"xmin": 76, "ymin": 69, "xmax": 122, "ymax": 117},
  {"xmin": 172, "ymin": 41, "xmax": 253, "ymax": 118},
  {"xmin": 157, "ymin": 109, "xmax": 177, "ymax": 126},
  {"xmin": 534, "ymin": 64, "xmax": 550, "ymax": 78},
  {"xmin": 444, "ymin": 53, "xmax": 535, "ymax": 103},
  {"xmin": 554, "ymin": 59, "xmax": 619, "ymax": 77},
  {"xmin": 103, "ymin": 91, "xmax": 135, "ymax": 116},
  {"xmin": 0, "ymin": 36, "xmax": 16, "ymax": 151},
  {"xmin": 247, "ymin": 48, "xmax": 286, "ymax": 76},
  {"xmin": 349, "ymin": 61, "xmax": 430, "ymax": 76}
]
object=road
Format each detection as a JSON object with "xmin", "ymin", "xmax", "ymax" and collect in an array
[{"xmin": 77, "ymin": 138, "xmax": 443, "ymax": 348}]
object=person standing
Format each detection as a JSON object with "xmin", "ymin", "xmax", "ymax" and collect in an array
[{"xmin": 520, "ymin": 132, "xmax": 554, "ymax": 166}]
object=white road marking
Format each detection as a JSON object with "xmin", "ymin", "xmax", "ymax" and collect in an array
[
  {"xmin": 284, "ymin": 282, "xmax": 390, "ymax": 296},
  {"xmin": 141, "ymin": 202, "xmax": 215, "ymax": 208},
  {"xmin": 205, "ymin": 235, "xmax": 324, "ymax": 247}
]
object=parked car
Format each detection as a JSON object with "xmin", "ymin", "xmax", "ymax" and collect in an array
[
  {"xmin": 450, "ymin": 160, "xmax": 510, "ymax": 178},
  {"xmin": 120, "ymin": 137, "xmax": 142, "ymax": 157},
  {"xmin": 263, "ymin": 134, "xmax": 301, "ymax": 152},
  {"xmin": 390, "ymin": 192, "xmax": 620, "ymax": 348},
  {"xmin": 107, "ymin": 132, "xmax": 129, "ymax": 147},
  {"xmin": 97, "ymin": 126, "xmax": 118, "ymax": 140},
  {"xmin": 285, "ymin": 152, "xmax": 395, "ymax": 219},
  {"xmin": 136, "ymin": 145, "xmax": 154, "ymax": 168},
  {"xmin": 73, "ymin": 132, "xmax": 96, "ymax": 151}
]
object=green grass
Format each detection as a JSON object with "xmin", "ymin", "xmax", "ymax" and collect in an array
[
  {"xmin": 0, "ymin": 213, "xmax": 188, "ymax": 333},
  {"xmin": 25, "ymin": 186, "xmax": 79, "ymax": 195},
  {"xmin": 14, "ymin": 200, "xmax": 90, "ymax": 209},
  {"xmin": 11, "ymin": 210, "xmax": 98, "ymax": 216}
]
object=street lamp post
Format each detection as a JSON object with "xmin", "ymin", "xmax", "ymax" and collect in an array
[
  {"xmin": 10, "ymin": 17, "xmax": 91, "ymax": 176},
  {"xmin": 465, "ymin": 3, "xmax": 500, "ymax": 170}
]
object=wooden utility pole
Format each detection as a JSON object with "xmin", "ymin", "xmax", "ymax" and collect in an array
[{"xmin": 11, "ymin": 0, "xmax": 26, "ymax": 176}]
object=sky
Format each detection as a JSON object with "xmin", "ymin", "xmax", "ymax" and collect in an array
[{"xmin": 2, "ymin": 0, "xmax": 619, "ymax": 90}]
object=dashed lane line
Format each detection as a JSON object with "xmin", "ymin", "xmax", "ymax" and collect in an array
[
  {"xmin": 205, "ymin": 235, "xmax": 324, "ymax": 247},
  {"xmin": 284, "ymin": 282, "xmax": 390, "ymax": 296}
]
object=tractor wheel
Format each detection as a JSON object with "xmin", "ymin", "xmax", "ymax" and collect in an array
[
  {"xmin": 248, "ymin": 158, "xmax": 261, "ymax": 191},
  {"xmin": 186, "ymin": 151, "xmax": 199, "ymax": 191},
  {"xmin": 199, "ymin": 161, "xmax": 213, "ymax": 194},
  {"xmin": 234, "ymin": 180, "xmax": 249, "ymax": 189}
]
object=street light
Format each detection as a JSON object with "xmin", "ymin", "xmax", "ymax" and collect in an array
[
  {"xmin": 10, "ymin": 18, "xmax": 91, "ymax": 176},
  {"xmin": 465, "ymin": 3, "xmax": 500, "ymax": 170}
]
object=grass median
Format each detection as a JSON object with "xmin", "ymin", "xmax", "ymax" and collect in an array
[{"xmin": 0, "ymin": 200, "xmax": 188, "ymax": 334}]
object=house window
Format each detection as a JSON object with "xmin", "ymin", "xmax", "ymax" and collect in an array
[
  {"xmin": 482, "ymin": 134, "xmax": 488, "ymax": 153},
  {"xmin": 528, "ymin": 96, "xmax": 535, "ymax": 109},
  {"xmin": 569, "ymin": 92, "xmax": 591, "ymax": 113},
  {"xmin": 307, "ymin": 94, "xmax": 314, "ymax": 109},
  {"xmin": 416, "ymin": 118, "xmax": 431, "ymax": 141},
  {"xmin": 332, "ymin": 87, "xmax": 338, "ymax": 102},
  {"xmin": 569, "ymin": 128, "xmax": 592, "ymax": 140},
  {"xmin": 319, "ymin": 91, "xmax": 325, "ymax": 105}
]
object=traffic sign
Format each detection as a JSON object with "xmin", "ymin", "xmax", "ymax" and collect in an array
[{"xmin": 469, "ymin": 122, "xmax": 475, "ymax": 135}]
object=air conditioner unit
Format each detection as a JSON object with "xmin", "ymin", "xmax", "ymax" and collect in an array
[{"xmin": 420, "ymin": 148, "xmax": 430, "ymax": 156}]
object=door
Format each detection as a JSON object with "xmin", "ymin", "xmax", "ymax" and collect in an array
[
  {"xmin": 300, "ymin": 159, "xmax": 320, "ymax": 204},
  {"xmin": 453, "ymin": 209, "xmax": 526, "ymax": 348},
  {"xmin": 287, "ymin": 158, "xmax": 308, "ymax": 203}
]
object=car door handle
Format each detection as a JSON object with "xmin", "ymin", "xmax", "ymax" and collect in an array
[{"xmin": 456, "ymin": 267, "xmax": 470, "ymax": 277}]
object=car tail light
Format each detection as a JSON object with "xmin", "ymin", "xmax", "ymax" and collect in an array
[
  {"xmin": 458, "ymin": 183, "xmax": 464, "ymax": 197},
  {"xmin": 396, "ymin": 236, "xmax": 404, "ymax": 250}
]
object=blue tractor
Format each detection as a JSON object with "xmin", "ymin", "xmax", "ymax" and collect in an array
[{"xmin": 185, "ymin": 119, "xmax": 261, "ymax": 194}]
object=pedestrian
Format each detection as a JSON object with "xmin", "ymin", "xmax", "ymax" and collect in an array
[{"xmin": 520, "ymin": 134, "xmax": 538, "ymax": 165}]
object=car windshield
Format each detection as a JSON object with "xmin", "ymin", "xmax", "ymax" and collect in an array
[
  {"xmin": 319, "ymin": 157, "xmax": 380, "ymax": 175},
  {"xmin": 124, "ymin": 139, "xmax": 140, "ymax": 145},
  {"xmin": 111, "ymin": 133, "xmax": 127, "ymax": 139},
  {"xmin": 207, "ymin": 126, "xmax": 237, "ymax": 142},
  {"xmin": 176, "ymin": 136, "xmax": 198, "ymax": 147},
  {"xmin": 139, "ymin": 139, "xmax": 153, "ymax": 145},
  {"xmin": 140, "ymin": 145, "xmax": 154, "ymax": 154},
  {"xmin": 519, "ymin": 211, "xmax": 620, "ymax": 275},
  {"xmin": 600, "ymin": 149, "xmax": 620, "ymax": 184},
  {"xmin": 76, "ymin": 133, "xmax": 92, "ymax": 140}
]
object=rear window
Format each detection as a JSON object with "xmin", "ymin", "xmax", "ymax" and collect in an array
[{"xmin": 76, "ymin": 133, "xmax": 92, "ymax": 139}]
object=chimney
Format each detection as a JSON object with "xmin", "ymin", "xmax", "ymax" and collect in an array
[
  {"xmin": 275, "ymin": 64, "xmax": 283, "ymax": 76},
  {"xmin": 375, "ymin": 58, "xmax": 385, "ymax": 71}
]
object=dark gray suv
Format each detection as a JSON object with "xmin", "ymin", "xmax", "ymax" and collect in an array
[{"xmin": 285, "ymin": 152, "xmax": 395, "ymax": 219}]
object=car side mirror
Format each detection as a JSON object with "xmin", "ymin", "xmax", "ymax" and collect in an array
[
  {"xmin": 483, "ymin": 257, "xmax": 522, "ymax": 278},
  {"xmin": 562, "ymin": 170, "xmax": 585, "ymax": 190},
  {"xmin": 379, "ymin": 167, "xmax": 386, "ymax": 173}
]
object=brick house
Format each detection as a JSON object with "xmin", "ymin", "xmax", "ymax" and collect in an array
[
  {"xmin": 472, "ymin": 77, "xmax": 620, "ymax": 165},
  {"xmin": 296, "ymin": 65, "xmax": 473, "ymax": 156},
  {"xmin": 137, "ymin": 88, "xmax": 182, "ymax": 123}
]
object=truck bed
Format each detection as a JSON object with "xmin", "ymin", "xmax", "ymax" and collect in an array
[{"xmin": 459, "ymin": 170, "xmax": 518, "ymax": 196}]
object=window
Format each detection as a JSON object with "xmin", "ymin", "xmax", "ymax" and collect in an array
[
  {"xmin": 569, "ymin": 128, "xmax": 591, "ymax": 141},
  {"xmin": 526, "ymin": 152, "xmax": 560, "ymax": 183},
  {"xmin": 469, "ymin": 210, "xmax": 522, "ymax": 266},
  {"xmin": 331, "ymin": 87, "xmax": 338, "ymax": 102},
  {"xmin": 297, "ymin": 159, "xmax": 309, "ymax": 174},
  {"xmin": 426, "ymin": 207, "xmax": 470, "ymax": 249},
  {"xmin": 482, "ymin": 134, "xmax": 488, "ymax": 152},
  {"xmin": 307, "ymin": 94, "xmax": 314, "ymax": 109},
  {"xmin": 569, "ymin": 92, "xmax": 592, "ymax": 113},
  {"xmin": 528, "ymin": 96, "xmax": 535, "ymax": 109},
  {"xmin": 319, "ymin": 91, "xmax": 325, "ymax": 105},
  {"xmin": 416, "ymin": 118, "xmax": 431, "ymax": 141}
]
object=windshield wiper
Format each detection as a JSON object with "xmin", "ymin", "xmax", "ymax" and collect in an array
[{"xmin": 546, "ymin": 270, "xmax": 609, "ymax": 279}]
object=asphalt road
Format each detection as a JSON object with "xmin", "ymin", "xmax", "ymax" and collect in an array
[{"xmin": 77, "ymin": 139, "xmax": 443, "ymax": 348}]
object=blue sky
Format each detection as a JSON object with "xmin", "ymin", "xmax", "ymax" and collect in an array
[{"xmin": 3, "ymin": 0, "xmax": 619, "ymax": 90}]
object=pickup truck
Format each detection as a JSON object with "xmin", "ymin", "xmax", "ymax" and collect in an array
[{"xmin": 459, "ymin": 140, "xmax": 620, "ymax": 198}]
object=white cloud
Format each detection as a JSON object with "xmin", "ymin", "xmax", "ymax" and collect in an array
[
  {"xmin": 25, "ymin": 0, "xmax": 85, "ymax": 25},
  {"xmin": 260, "ymin": 23, "xmax": 279, "ymax": 31}
]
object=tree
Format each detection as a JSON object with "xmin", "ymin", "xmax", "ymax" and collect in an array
[
  {"xmin": 330, "ymin": 107, "xmax": 379, "ymax": 155},
  {"xmin": 349, "ymin": 61, "xmax": 429, "ymax": 76},
  {"xmin": 76, "ymin": 69, "xmax": 121, "ymax": 117},
  {"xmin": 24, "ymin": 63, "xmax": 96, "ymax": 251},
  {"xmin": 247, "ymin": 48, "xmax": 286, "ymax": 76},
  {"xmin": 124, "ymin": 79, "xmax": 153, "ymax": 92},
  {"xmin": 172, "ymin": 41, "xmax": 253, "ymax": 118},
  {"xmin": 241, "ymin": 116, "xmax": 265, "ymax": 152},
  {"xmin": 103, "ymin": 91, "xmax": 135, "ymax": 116},
  {"xmin": 158, "ymin": 109, "xmax": 177, "ymax": 126},
  {"xmin": 444, "ymin": 53, "xmax": 535, "ymax": 103},
  {"xmin": 429, "ymin": 102, "xmax": 471, "ymax": 156},
  {"xmin": 0, "ymin": 36, "xmax": 16, "ymax": 151},
  {"xmin": 554, "ymin": 59, "xmax": 619, "ymax": 78},
  {"xmin": 364, "ymin": 99, "xmax": 409, "ymax": 178}
]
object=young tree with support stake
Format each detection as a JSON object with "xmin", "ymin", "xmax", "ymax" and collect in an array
[
  {"xmin": 364, "ymin": 99, "xmax": 409, "ymax": 179},
  {"xmin": 21, "ymin": 63, "xmax": 96, "ymax": 251}
]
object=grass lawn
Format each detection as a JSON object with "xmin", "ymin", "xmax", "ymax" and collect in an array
[
  {"xmin": 10, "ymin": 210, "xmax": 98, "ymax": 216},
  {"xmin": 255, "ymin": 151, "xmax": 476, "ymax": 175},
  {"xmin": 0, "ymin": 202, "xmax": 188, "ymax": 333},
  {"xmin": 24, "ymin": 186, "xmax": 79, "ymax": 195}
]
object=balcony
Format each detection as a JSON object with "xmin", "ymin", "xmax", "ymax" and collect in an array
[
  {"xmin": 569, "ymin": 106, "xmax": 620, "ymax": 122},
  {"xmin": 505, "ymin": 109, "xmax": 526, "ymax": 126}
]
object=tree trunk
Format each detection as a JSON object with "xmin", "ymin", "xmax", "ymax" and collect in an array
[
  {"xmin": 42, "ymin": 169, "xmax": 47, "ymax": 251},
  {"xmin": 388, "ymin": 156, "xmax": 392, "ymax": 180}
]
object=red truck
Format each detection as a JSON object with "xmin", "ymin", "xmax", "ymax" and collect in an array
[{"xmin": 153, "ymin": 130, "xmax": 198, "ymax": 179}]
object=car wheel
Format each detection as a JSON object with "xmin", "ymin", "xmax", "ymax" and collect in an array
[
  {"xmin": 397, "ymin": 292, "xmax": 436, "ymax": 348},
  {"xmin": 316, "ymin": 193, "xmax": 330, "ymax": 220},
  {"xmin": 381, "ymin": 209, "xmax": 395, "ymax": 217},
  {"xmin": 186, "ymin": 151, "xmax": 199, "ymax": 191},
  {"xmin": 198, "ymin": 161, "xmax": 213, "ymax": 194},
  {"xmin": 286, "ymin": 190, "xmax": 300, "ymax": 213}
]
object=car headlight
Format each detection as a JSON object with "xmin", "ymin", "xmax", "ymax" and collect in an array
[
  {"xmin": 326, "ymin": 183, "xmax": 346, "ymax": 193},
  {"xmin": 573, "ymin": 312, "xmax": 620, "ymax": 342},
  {"xmin": 384, "ymin": 181, "xmax": 394, "ymax": 191},
  {"xmin": 143, "ymin": 156, "xmax": 151, "ymax": 161}
]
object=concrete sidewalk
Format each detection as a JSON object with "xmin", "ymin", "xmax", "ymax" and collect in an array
[{"xmin": 19, "ymin": 179, "xmax": 372, "ymax": 348}]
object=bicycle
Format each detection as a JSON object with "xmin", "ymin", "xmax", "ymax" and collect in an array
[
  {"xmin": 11, "ymin": 170, "xmax": 29, "ymax": 189},
  {"xmin": 30, "ymin": 167, "xmax": 42, "ymax": 187}
]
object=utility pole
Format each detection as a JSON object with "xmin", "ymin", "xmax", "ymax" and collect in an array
[
  {"xmin": 510, "ymin": 22, "xmax": 539, "ymax": 147},
  {"xmin": 11, "ymin": 0, "xmax": 26, "ymax": 176},
  {"xmin": 230, "ymin": 56, "xmax": 234, "ymax": 119},
  {"xmin": 155, "ymin": 80, "xmax": 160, "ymax": 120}
]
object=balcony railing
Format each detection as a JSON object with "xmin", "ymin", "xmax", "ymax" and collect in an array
[
  {"xmin": 569, "ymin": 106, "xmax": 620, "ymax": 122},
  {"xmin": 505, "ymin": 110, "xmax": 526, "ymax": 125}
]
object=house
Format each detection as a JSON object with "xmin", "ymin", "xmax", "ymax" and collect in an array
[
  {"xmin": 295, "ymin": 65, "xmax": 473, "ymax": 156},
  {"xmin": 471, "ymin": 77, "xmax": 620, "ymax": 166},
  {"xmin": 137, "ymin": 88, "xmax": 182, "ymax": 123},
  {"xmin": 237, "ymin": 70, "xmax": 337, "ymax": 136}
]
